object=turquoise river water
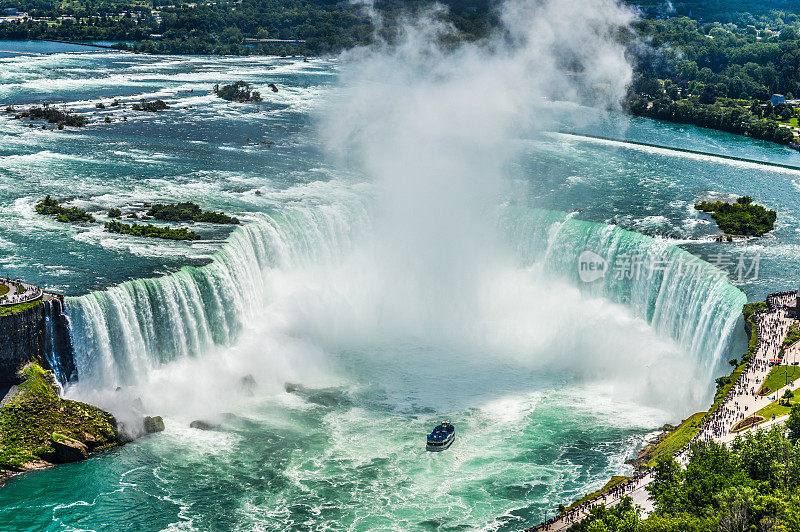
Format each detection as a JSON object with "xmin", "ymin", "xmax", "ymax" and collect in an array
[{"xmin": 0, "ymin": 41, "xmax": 799, "ymax": 531}]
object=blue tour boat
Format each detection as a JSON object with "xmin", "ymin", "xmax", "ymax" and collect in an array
[{"xmin": 426, "ymin": 421, "xmax": 455, "ymax": 451}]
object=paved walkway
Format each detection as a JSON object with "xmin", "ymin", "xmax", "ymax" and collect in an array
[
  {"xmin": 0, "ymin": 277, "xmax": 42, "ymax": 306},
  {"xmin": 526, "ymin": 291, "xmax": 798, "ymax": 532}
]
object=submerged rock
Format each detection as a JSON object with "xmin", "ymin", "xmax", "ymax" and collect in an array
[
  {"xmin": 285, "ymin": 382, "xmax": 302, "ymax": 393},
  {"xmin": 284, "ymin": 382, "xmax": 351, "ymax": 407},
  {"xmin": 143, "ymin": 416, "xmax": 165, "ymax": 434},
  {"xmin": 189, "ymin": 420, "xmax": 220, "ymax": 431},
  {"xmin": 239, "ymin": 374, "xmax": 257, "ymax": 395}
]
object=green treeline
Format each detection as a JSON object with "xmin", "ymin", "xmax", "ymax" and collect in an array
[
  {"xmin": 626, "ymin": 93, "xmax": 795, "ymax": 145},
  {"xmin": 104, "ymin": 220, "xmax": 200, "ymax": 240},
  {"xmin": 569, "ymin": 417, "xmax": 800, "ymax": 532},
  {"xmin": 694, "ymin": 196, "xmax": 777, "ymax": 236},
  {"xmin": 0, "ymin": 0, "xmax": 495, "ymax": 56},
  {"xmin": 625, "ymin": 10, "xmax": 800, "ymax": 144}
]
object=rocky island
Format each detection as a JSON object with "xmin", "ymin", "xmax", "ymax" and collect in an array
[
  {"xmin": 695, "ymin": 196, "xmax": 777, "ymax": 237},
  {"xmin": 0, "ymin": 363, "xmax": 118, "ymax": 481},
  {"xmin": 104, "ymin": 220, "xmax": 201, "ymax": 241},
  {"xmin": 35, "ymin": 196, "xmax": 95, "ymax": 223},
  {"xmin": 147, "ymin": 201, "xmax": 240, "ymax": 224},
  {"xmin": 213, "ymin": 81, "xmax": 262, "ymax": 102}
]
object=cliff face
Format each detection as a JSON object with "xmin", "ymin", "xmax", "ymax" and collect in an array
[
  {"xmin": 0, "ymin": 302, "xmax": 47, "ymax": 383},
  {"xmin": 0, "ymin": 296, "xmax": 75, "ymax": 384}
]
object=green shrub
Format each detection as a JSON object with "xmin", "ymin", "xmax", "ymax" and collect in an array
[
  {"xmin": 35, "ymin": 196, "xmax": 95, "ymax": 223},
  {"xmin": 104, "ymin": 220, "xmax": 200, "ymax": 240}
]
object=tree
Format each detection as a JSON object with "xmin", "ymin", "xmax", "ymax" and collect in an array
[
  {"xmin": 788, "ymin": 403, "xmax": 800, "ymax": 442},
  {"xmin": 648, "ymin": 457, "xmax": 685, "ymax": 515},
  {"xmin": 699, "ymin": 85, "xmax": 716, "ymax": 104}
]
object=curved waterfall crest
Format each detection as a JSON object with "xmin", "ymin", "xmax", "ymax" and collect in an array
[
  {"xmin": 502, "ymin": 207, "xmax": 747, "ymax": 374},
  {"xmin": 66, "ymin": 196, "xmax": 371, "ymax": 387},
  {"xmin": 64, "ymin": 200, "xmax": 745, "ymax": 389}
]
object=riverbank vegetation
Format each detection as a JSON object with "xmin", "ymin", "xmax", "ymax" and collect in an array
[
  {"xmin": 564, "ymin": 476, "xmax": 631, "ymax": 514},
  {"xmin": 104, "ymin": 220, "xmax": 200, "ymax": 240},
  {"xmin": 214, "ymin": 81, "xmax": 262, "ymax": 102},
  {"xmin": 694, "ymin": 196, "xmax": 777, "ymax": 236},
  {"xmin": 625, "ymin": 6, "xmax": 800, "ymax": 145},
  {"xmin": 570, "ymin": 420, "xmax": 800, "ymax": 532},
  {"xmin": 0, "ymin": 363, "xmax": 118, "ymax": 476},
  {"xmin": 146, "ymin": 202, "xmax": 239, "ymax": 224},
  {"xmin": 35, "ymin": 196, "xmax": 95, "ymax": 223}
]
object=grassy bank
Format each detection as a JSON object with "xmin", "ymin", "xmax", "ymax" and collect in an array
[
  {"xmin": 564, "ymin": 476, "xmax": 631, "ymax": 513},
  {"xmin": 0, "ymin": 364, "xmax": 118, "ymax": 475},
  {"xmin": 758, "ymin": 366, "xmax": 800, "ymax": 396},
  {"xmin": 0, "ymin": 299, "xmax": 41, "ymax": 317},
  {"xmin": 638, "ymin": 412, "xmax": 707, "ymax": 467}
]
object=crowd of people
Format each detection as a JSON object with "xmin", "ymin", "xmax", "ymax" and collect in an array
[
  {"xmin": 526, "ymin": 290, "xmax": 799, "ymax": 532},
  {"xmin": 0, "ymin": 277, "xmax": 42, "ymax": 306}
]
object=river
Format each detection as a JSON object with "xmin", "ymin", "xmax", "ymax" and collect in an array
[{"xmin": 0, "ymin": 40, "xmax": 798, "ymax": 530}]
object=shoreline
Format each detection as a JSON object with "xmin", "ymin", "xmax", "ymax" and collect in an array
[{"xmin": 526, "ymin": 290, "xmax": 792, "ymax": 531}]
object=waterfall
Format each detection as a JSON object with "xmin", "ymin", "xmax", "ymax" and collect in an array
[
  {"xmin": 65, "ymin": 196, "xmax": 371, "ymax": 388},
  {"xmin": 64, "ymin": 198, "xmax": 745, "ymax": 390},
  {"xmin": 502, "ymin": 206, "xmax": 747, "ymax": 376},
  {"xmin": 43, "ymin": 297, "xmax": 77, "ymax": 384}
]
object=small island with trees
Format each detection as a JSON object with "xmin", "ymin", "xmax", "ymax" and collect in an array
[
  {"xmin": 694, "ymin": 196, "xmax": 777, "ymax": 237},
  {"xmin": 34, "ymin": 197, "xmax": 240, "ymax": 240},
  {"xmin": 5, "ymin": 104, "xmax": 88, "ymax": 129},
  {"xmin": 147, "ymin": 202, "xmax": 240, "ymax": 224},
  {"xmin": 213, "ymin": 81, "xmax": 262, "ymax": 103},
  {"xmin": 35, "ymin": 196, "xmax": 95, "ymax": 223},
  {"xmin": 104, "ymin": 220, "xmax": 201, "ymax": 241},
  {"xmin": 130, "ymin": 99, "xmax": 169, "ymax": 112}
]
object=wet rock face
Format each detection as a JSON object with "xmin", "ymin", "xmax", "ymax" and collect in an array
[
  {"xmin": 51, "ymin": 434, "xmax": 89, "ymax": 463},
  {"xmin": 0, "ymin": 303, "xmax": 46, "ymax": 383},
  {"xmin": 0, "ymin": 296, "xmax": 75, "ymax": 385},
  {"xmin": 239, "ymin": 374, "xmax": 257, "ymax": 395},
  {"xmin": 143, "ymin": 416, "xmax": 165, "ymax": 434}
]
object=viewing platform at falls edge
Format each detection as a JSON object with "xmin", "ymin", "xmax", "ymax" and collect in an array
[{"xmin": 0, "ymin": 277, "xmax": 47, "ymax": 308}]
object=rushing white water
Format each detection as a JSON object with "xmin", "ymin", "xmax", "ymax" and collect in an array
[
  {"xmin": 64, "ymin": 194, "xmax": 745, "ymax": 410},
  {"xmin": 66, "ymin": 187, "xmax": 372, "ymax": 387},
  {"xmin": 503, "ymin": 208, "xmax": 747, "ymax": 379}
]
